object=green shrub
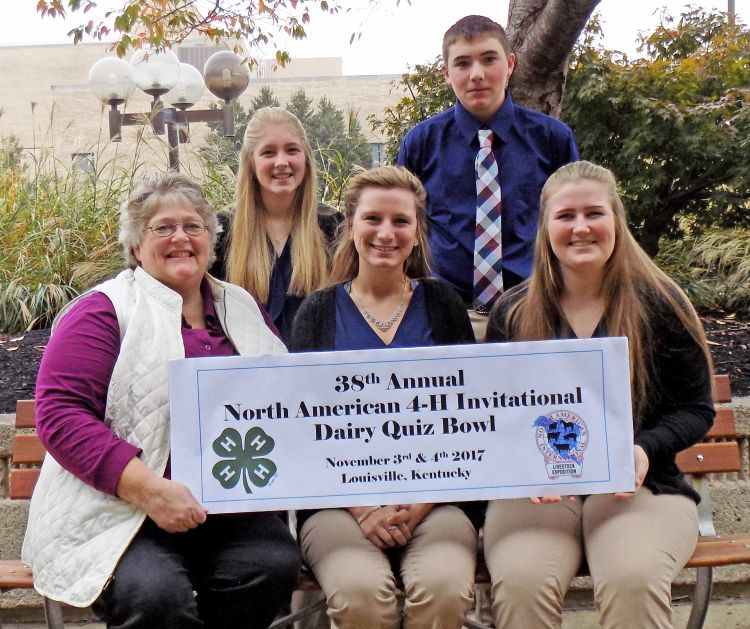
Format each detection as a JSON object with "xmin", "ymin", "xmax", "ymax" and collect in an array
[
  {"xmin": 658, "ymin": 228, "xmax": 750, "ymax": 316},
  {"xmin": 0, "ymin": 149, "xmax": 131, "ymax": 332}
]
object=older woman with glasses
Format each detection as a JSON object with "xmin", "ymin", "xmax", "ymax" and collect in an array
[{"xmin": 23, "ymin": 172, "xmax": 301, "ymax": 629}]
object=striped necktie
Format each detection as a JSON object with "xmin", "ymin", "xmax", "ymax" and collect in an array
[{"xmin": 474, "ymin": 128, "xmax": 503, "ymax": 308}]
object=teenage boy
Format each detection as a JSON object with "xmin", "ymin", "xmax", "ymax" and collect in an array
[{"xmin": 397, "ymin": 15, "xmax": 579, "ymax": 334}]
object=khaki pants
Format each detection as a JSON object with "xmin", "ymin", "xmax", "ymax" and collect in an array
[
  {"xmin": 483, "ymin": 488, "xmax": 698, "ymax": 628},
  {"xmin": 300, "ymin": 505, "xmax": 477, "ymax": 629}
]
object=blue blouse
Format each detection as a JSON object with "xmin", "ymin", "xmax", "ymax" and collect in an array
[
  {"xmin": 266, "ymin": 238, "xmax": 304, "ymax": 342},
  {"xmin": 334, "ymin": 281, "xmax": 434, "ymax": 350}
]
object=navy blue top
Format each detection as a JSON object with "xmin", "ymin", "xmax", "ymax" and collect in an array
[
  {"xmin": 397, "ymin": 95, "xmax": 579, "ymax": 303},
  {"xmin": 210, "ymin": 206, "xmax": 342, "ymax": 343},
  {"xmin": 267, "ymin": 237, "xmax": 303, "ymax": 342},
  {"xmin": 334, "ymin": 281, "xmax": 434, "ymax": 350}
]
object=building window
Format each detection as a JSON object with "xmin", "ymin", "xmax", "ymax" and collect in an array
[
  {"xmin": 71, "ymin": 152, "xmax": 95, "ymax": 173},
  {"xmin": 369, "ymin": 143, "xmax": 385, "ymax": 166},
  {"xmin": 177, "ymin": 46, "xmax": 226, "ymax": 72}
]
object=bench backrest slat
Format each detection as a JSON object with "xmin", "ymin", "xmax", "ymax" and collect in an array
[
  {"xmin": 707, "ymin": 407, "xmax": 737, "ymax": 439},
  {"xmin": 711, "ymin": 374, "xmax": 732, "ymax": 404},
  {"xmin": 676, "ymin": 441, "xmax": 741, "ymax": 475},
  {"xmin": 12, "ymin": 434, "xmax": 45, "ymax": 465},
  {"xmin": 0, "ymin": 560, "xmax": 34, "ymax": 588}
]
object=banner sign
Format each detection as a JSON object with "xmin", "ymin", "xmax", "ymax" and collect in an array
[{"xmin": 168, "ymin": 338, "xmax": 634, "ymax": 513}]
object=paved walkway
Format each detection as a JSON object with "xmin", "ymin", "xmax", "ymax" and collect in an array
[
  {"xmin": 4, "ymin": 598, "xmax": 750, "ymax": 628},
  {"xmin": 561, "ymin": 597, "xmax": 750, "ymax": 628}
]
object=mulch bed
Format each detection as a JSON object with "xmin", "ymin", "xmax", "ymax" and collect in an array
[
  {"xmin": 0, "ymin": 328, "xmax": 50, "ymax": 413},
  {"xmin": 702, "ymin": 313, "xmax": 750, "ymax": 395},
  {"xmin": 1, "ymin": 315, "xmax": 749, "ymax": 413}
]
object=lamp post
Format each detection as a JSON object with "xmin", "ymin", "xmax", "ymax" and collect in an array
[{"xmin": 89, "ymin": 49, "xmax": 250, "ymax": 171}]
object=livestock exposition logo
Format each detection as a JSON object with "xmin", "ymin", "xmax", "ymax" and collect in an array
[
  {"xmin": 533, "ymin": 410, "xmax": 589, "ymax": 479},
  {"xmin": 212, "ymin": 427, "xmax": 277, "ymax": 494}
]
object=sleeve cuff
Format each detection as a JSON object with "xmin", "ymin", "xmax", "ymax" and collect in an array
[
  {"xmin": 634, "ymin": 434, "xmax": 655, "ymax": 462},
  {"xmin": 95, "ymin": 442, "xmax": 143, "ymax": 497}
]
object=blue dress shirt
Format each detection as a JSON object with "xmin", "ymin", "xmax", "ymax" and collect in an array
[{"xmin": 397, "ymin": 94, "xmax": 579, "ymax": 303}]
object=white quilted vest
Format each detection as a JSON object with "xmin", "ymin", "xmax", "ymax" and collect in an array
[{"xmin": 22, "ymin": 267, "xmax": 286, "ymax": 606}]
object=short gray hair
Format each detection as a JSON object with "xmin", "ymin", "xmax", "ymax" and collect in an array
[{"xmin": 119, "ymin": 172, "xmax": 219, "ymax": 268}]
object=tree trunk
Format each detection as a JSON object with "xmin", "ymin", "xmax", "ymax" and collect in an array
[
  {"xmin": 506, "ymin": 0, "xmax": 601, "ymax": 117},
  {"xmin": 639, "ymin": 211, "xmax": 670, "ymax": 258}
]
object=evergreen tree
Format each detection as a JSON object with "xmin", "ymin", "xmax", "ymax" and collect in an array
[
  {"xmin": 249, "ymin": 86, "xmax": 280, "ymax": 115},
  {"xmin": 286, "ymin": 89, "xmax": 316, "ymax": 128},
  {"xmin": 308, "ymin": 96, "xmax": 346, "ymax": 151},
  {"xmin": 308, "ymin": 100, "xmax": 373, "ymax": 207},
  {"xmin": 341, "ymin": 110, "xmax": 373, "ymax": 170},
  {"xmin": 200, "ymin": 99, "xmax": 252, "ymax": 173}
]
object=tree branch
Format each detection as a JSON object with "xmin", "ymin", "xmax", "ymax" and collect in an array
[
  {"xmin": 516, "ymin": 0, "xmax": 601, "ymax": 76},
  {"xmin": 506, "ymin": 0, "xmax": 601, "ymax": 115}
]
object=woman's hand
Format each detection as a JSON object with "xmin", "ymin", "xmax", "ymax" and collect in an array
[
  {"xmin": 530, "ymin": 496, "xmax": 563, "ymax": 504},
  {"xmin": 389, "ymin": 503, "xmax": 434, "ymax": 533},
  {"xmin": 348, "ymin": 505, "xmax": 412, "ymax": 549},
  {"xmin": 614, "ymin": 444, "xmax": 649, "ymax": 499},
  {"xmin": 116, "ymin": 458, "xmax": 208, "ymax": 532},
  {"xmin": 138, "ymin": 477, "xmax": 208, "ymax": 532}
]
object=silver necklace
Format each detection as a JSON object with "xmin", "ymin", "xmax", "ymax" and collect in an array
[{"xmin": 350, "ymin": 279, "xmax": 407, "ymax": 333}]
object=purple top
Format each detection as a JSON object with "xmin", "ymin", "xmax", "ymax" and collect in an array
[{"xmin": 35, "ymin": 279, "xmax": 278, "ymax": 497}]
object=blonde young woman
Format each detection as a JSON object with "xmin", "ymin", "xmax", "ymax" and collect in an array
[
  {"xmin": 483, "ymin": 161, "xmax": 715, "ymax": 629},
  {"xmin": 289, "ymin": 166, "xmax": 481, "ymax": 629},
  {"xmin": 212, "ymin": 106, "xmax": 339, "ymax": 340}
]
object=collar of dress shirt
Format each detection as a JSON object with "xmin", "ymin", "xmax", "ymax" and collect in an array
[{"xmin": 453, "ymin": 92, "xmax": 516, "ymax": 147}]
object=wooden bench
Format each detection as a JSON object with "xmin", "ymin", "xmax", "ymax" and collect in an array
[
  {"xmin": 270, "ymin": 374, "xmax": 750, "ymax": 629},
  {"xmin": 463, "ymin": 374, "xmax": 750, "ymax": 629},
  {"xmin": 0, "ymin": 400, "xmax": 64, "ymax": 629},
  {"xmin": 3, "ymin": 374, "xmax": 749, "ymax": 629}
]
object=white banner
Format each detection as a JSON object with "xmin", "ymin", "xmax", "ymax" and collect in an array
[{"xmin": 168, "ymin": 338, "xmax": 634, "ymax": 513}]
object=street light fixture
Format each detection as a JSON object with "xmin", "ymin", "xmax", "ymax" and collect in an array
[{"xmin": 88, "ymin": 49, "xmax": 250, "ymax": 170}]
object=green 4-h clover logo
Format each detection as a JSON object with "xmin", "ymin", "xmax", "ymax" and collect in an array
[{"xmin": 212, "ymin": 427, "xmax": 277, "ymax": 494}]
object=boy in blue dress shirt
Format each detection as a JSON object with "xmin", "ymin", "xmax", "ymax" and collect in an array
[{"xmin": 397, "ymin": 15, "xmax": 579, "ymax": 337}]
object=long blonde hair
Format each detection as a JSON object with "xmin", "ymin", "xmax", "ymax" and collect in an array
[
  {"xmin": 226, "ymin": 106, "xmax": 327, "ymax": 303},
  {"xmin": 329, "ymin": 166, "xmax": 431, "ymax": 284},
  {"xmin": 503, "ymin": 161, "xmax": 711, "ymax": 427}
]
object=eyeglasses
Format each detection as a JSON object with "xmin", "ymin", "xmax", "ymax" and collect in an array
[{"xmin": 146, "ymin": 222, "xmax": 209, "ymax": 238}]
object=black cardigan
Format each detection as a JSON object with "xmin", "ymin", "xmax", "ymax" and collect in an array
[
  {"xmin": 288, "ymin": 278, "xmax": 476, "ymax": 351},
  {"xmin": 487, "ymin": 283, "xmax": 715, "ymax": 503}
]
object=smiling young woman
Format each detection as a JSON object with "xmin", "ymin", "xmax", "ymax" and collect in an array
[
  {"xmin": 483, "ymin": 161, "xmax": 714, "ymax": 629},
  {"xmin": 212, "ymin": 107, "xmax": 340, "ymax": 341},
  {"xmin": 288, "ymin": 166, "xmax": 481, "ymax": 629}
]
